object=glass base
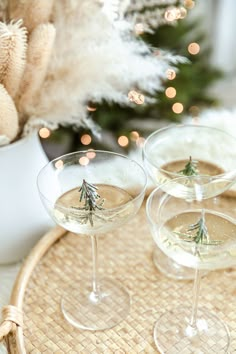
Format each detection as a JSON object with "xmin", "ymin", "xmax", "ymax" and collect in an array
[
  {"xmin": 153, "ymin": 247, "xmax": 196, "ymax": 280},
  {"xmin": 61, "ymin": 278, "xmax": 130, "ymax": 330},
  {"xmin": 154, "ymin": 307, "xmax": 230, "ymax": 353}
]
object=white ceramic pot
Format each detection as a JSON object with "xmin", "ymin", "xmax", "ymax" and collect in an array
[{"xmin": 0, "ymin": 132, "xmax": 54, "ymax": 264}]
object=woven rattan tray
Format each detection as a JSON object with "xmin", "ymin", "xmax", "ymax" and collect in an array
[{"xmin": 0, "ymin": 204, "xmax": 236, "ymax": 353}]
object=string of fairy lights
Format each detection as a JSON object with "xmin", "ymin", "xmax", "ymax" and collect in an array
[{"xmin": 39, "ymin": 0, "xmax": 199, "ymax": 150}]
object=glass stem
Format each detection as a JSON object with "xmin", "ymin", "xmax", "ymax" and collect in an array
[
  {"xmin": 189, "ymin": 268, "xmax": 201, "ymax": 329},
  {"xmin": 91, "ymin": 234, "xmax": 99, "ymax": 296}
]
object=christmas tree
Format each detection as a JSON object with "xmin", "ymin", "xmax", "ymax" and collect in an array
[
  {"xmin": 91, "ymin": 3, "xmax": 223, "ymax": 139},
  {"xmin": 40, "ymin": 1, "xmax": 223, "ymax": 156}
]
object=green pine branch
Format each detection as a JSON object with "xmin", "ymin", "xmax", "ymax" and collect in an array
[
  {"xmin": 178, "ymin": 156, "xmax": 199, "ymax": 176},
  {"xmin": 73, "ymin": 180, "xmax": 105, "ymax": 226}
]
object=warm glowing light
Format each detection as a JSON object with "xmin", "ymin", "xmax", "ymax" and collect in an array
[
  {"xmin": 189, "ymin": 105, "xmax": 200, "ymax": 117},
  {"xmin": 79, "ymin": 156, "xmax": 89, "ymax": 166},
  {"xmin": 81, "ymin": 134, "xmax": 92, "ymax": 145},
  {"xmin": 166, "ymin": 68, "xmax": 176, "ymax": 80},
  {"xmin": 135, "ymin": 23, "xmax": 145, "ymax": 35},
  {"xmin": 165, "ymin": 87, "xmax": 176, "ymax": 98},
  {"xmin": 130, "ymin": 131, "xmax": 140, "ymax": 141},
  {"xmin": 184, "ymin": 0, "xmax": 195, "ymax": 9},
  {"xmin": 136, "ymin": 137, "xmax": 145, "ymax": 147},
  {"xmin": 55, "ymin": 160, "xmax": 64, "ymax": 169},
  {"xmin": 179, "ymin": 7, "xmax": 187, "ymax": 18},
  {"xmin": 86, "ymin": 150, "xmax": 96, "ymax": 159},
  {"xmin": 172, "ymin": 102, "xmax": 184, "ymax": 114},
  {"xmin": 118, "ymin": 136, "xmax": 129, "ymax": 147},
  {"xmin": 188, "ymin": 42, "xmax": 200, "ymax": 55},
  {"xmin": 164, "ymin": 7, "xmax": 179, "ymax": 22},
  {"xmin": 39, "ymin": 127, "xmax": 50, "ymax": 138},
  {"xmin": 128, "ymin": 90, "xmax": 145, "ymax": 105},
  {"xmin": 87, "ymin": 106, "xmax": 97, "ymax": 112}
]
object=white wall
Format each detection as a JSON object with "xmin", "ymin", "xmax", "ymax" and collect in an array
[
  {"xmin": 189, "ymin": 0, "xmax": 236, "ymax": 75},
  {"xmin": 189, "ymin": 0, "xmax": 236, "ymax": 107}
]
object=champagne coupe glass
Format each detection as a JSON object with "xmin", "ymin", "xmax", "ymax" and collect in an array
[
  {"xmin": 146, "ymin": 175, "xmax": 236, "ymax": 353},
  {"xmin": 143, "ymin": 124, "xmax": 236, "ymax": 280},
  {"xmin": 37, "ymin": 150, "xmax": 147, "ymax": 330}
]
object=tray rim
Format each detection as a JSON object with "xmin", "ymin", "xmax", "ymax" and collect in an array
[{"xmin": 1, "ymin": 226, "xmax": 66, "ymax": 354}]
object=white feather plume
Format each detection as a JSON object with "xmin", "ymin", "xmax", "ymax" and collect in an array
[
  {"xmin": 101, "ymin": 0, "xmax": 131, "ymax": 21},
  {"xmin": 126, "ymin": 0, "xmax": 184, "ymax": 31},
  {"xmin": 25, "ymin": 0, "xmax": 183, "ymax": 130}
]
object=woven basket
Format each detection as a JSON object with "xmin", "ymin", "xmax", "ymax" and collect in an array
[{"xmin": 0, "ymin": 204, "xmax": 236, "ymax": 353}]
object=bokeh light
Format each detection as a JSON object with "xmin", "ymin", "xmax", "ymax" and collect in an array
[
  {"xmin": 179, "ymin": 7, "xmax": 187, "ymax": 18},
  {"xmin": 172, "ymin": 102, "xmax": 184, "ymax": 114},
  {"xmin": 165, "ymin": 87, "xmax": 176, "ymax": 98},
  {"xmin": 184, "ymin": 0, "xmax": 195, "ymax": 9},
  {"xmin": 39, "ymin": 127, "xmax": 51, "ymax": 139},
  {"xmin": 128, "ymin": 90, "xmax": 145, "ymax": 105},
  {"xmin": 188, "ymin": 42, "xmax": 200, "ymax": 55},
  {"xmin": 55, "ymin": 160, "xmax": 64, "ymax": 169},
  {"xmin": 86, "ymin": 150, "xmax": 96, "ymax": 159},
  {"xmin": 87, "ymin": 104, "xmax": 97, "ymax": 112},
  {"xmin": 130, "ymin": 131, "xmax": 140, "ymax": 141},
  {"xmin": 189, "ymin": 105, "xmax": 200, "ymax": 117},
  {"xmin": 164, "ymin": 7, "xmax": 179, "ymax": 22},
  {"xmin": 81, "ymin": 134, "xmax": 92, "ymax": 145},
  {"xmin": 118, "ymin": 136, "xmax": 129, "ymax": 147},
  {"xmin": 79, "ymin": 156, "xmax": 90, "ymax": 166},
  {"xmin": 166, "ymin": 68, "xmax": 176, "ymax": 80}
]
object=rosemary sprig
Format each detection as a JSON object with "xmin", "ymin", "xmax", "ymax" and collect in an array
[
  {"xmin": 174, "ymin": 209, "xmax": 222, "ymax": 246},
  {"xmin": 178, "ymin": 156, "xmax": 199, "ymax": 176},
  {"xmin": 72, "ymin": 179, "xmax": 105, "ymax": 226},
  {"xmin": 188, "ymin": 209, "xmax": 209, "ymax": 244}
]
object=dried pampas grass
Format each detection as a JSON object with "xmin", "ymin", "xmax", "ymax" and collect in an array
[
  {"xmin": 0, "ymin": 83, "xmax": 19, "ymax": 143},
  {"xmin": 0, "ymin": 19, "xmax": 27, "ymax": 98},
  {"xmin": 8, "ymin": 0, "xmax": 28, "ymax": 22},
  {"xmin": 20, "ymin": 0, "xmax": 55, "ymax": 33},
  {"xmin": 24, "ymin": 0, "xmax": 184, "ymax": 131},
  {"xmin": 17, "ymin": 23, "xmax": 56, "ymax": 118},
  {"xmin": 1, "ymin": 0, "xmax": 185, "ymax": 141}
]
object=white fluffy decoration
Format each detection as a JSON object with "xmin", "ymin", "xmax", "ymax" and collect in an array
[
  {"xmin": 184, "ymin": 108, "xmax": 236, "ymax": 138},
  {"xmin": 25, "ymin": 0, "xmax": 184, "ymax": 132},
  {"xmin": 127, "ymin": 0, "xmax": 183, "ymax": 30}
]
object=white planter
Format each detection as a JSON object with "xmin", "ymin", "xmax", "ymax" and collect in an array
[{"xmin": 0, "ymin": 132, "xmax": 54, "ymax": 264}]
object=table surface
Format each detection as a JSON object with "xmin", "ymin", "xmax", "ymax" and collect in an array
[
  {"xmin": 3, "ymin": 205, "xmax": 236, "ymax": 353},
  {"xmin": 1, "ymin": 117, "xmax": 236, "ymax": 352}
]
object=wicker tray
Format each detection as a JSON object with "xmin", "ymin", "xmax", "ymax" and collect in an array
[{"xmin": 0, "ymin": 204, "xmax": 236, "ymax": 353}]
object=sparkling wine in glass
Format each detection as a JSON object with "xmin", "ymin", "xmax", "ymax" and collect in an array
[
  {"xmin": 146, "ymin": 175, "xmax": 236, "ymax": 353},
  {"xmin": 143, "ymin": 124, "xmax": 236, "ymax": 280},
  {"xmin": 37, "ymin": 150, "xmax": 147, "ymax": 330}
]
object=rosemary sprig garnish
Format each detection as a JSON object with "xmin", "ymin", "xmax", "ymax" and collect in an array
[
  {"xmin": 187, "ymin": 209, "xmax": 209, "ymax": 244},
  {"xmin": 178, "ymin": 156, "xmax": 199, "ymax": 176},
  {"xmin": 72, "ymin": 179, "xmax": 105, "ymax": 226},
  {"xmin": 174, "ymin": 209, "xmax": 222, "ymax": 246}
]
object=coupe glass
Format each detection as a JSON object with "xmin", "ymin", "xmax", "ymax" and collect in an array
[
  {"xmin": 143, "ymin": 124, "xmax": 236, "ymax": 280},
  {"xmin": 146, "ymin": 175, "xmax": 236, "ymax": 353},
  {"xmin": 37, "ymin": 150, "xmax": 147, "ymax": 330}
]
